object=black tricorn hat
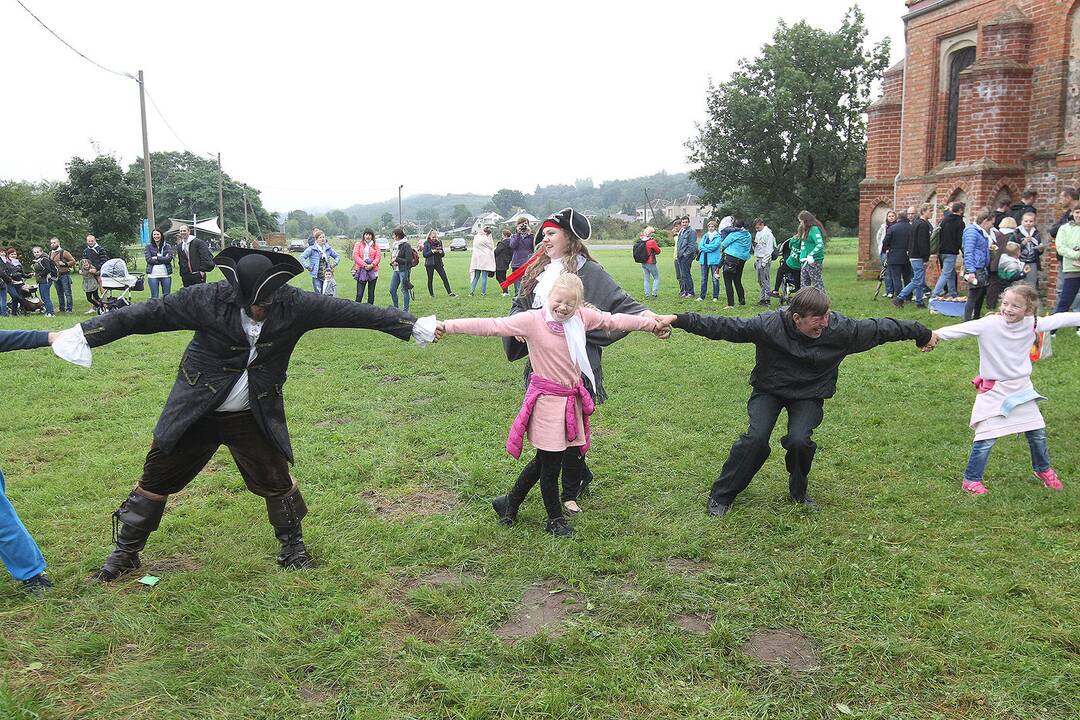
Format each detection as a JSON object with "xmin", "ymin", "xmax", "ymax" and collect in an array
[
  {"xmin": 539, "ymin": 207, "xmax": 591, "ymax": 242},
  {"xmin": 214, "ymin": 247, "xmax": 303, "ymax": 306}
]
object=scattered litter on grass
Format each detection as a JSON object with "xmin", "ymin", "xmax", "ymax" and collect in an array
[
  {"xmin": 494, "ymin": 580, "xmax": 586, "ymax": 642},
  {"xmin": 361, "ymin": 489, "xmax": 461, "ymax": 520},
  {"xmin": 138, "ymin": 575, "xmax": 159, "ymax": 587},
  {"xmin": 741, "ymin": 628, "xmax": 820, "ymax": 671}
]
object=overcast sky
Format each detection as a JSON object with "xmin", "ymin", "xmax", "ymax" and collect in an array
[{"xmin": 0, "ymin": 1, "xmax": 906, "ymax": 212}]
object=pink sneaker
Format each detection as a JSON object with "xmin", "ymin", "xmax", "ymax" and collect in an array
[
  {"xmin": 962, "ymin": 480, "xmax": 988, "ymax": 495},
  {"xmin": 1034, "ymin": 468, "xmax": 1063, "ymax": 491}
]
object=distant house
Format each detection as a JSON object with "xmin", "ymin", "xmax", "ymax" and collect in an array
[
  {"xmin": 469, "ymin": 211, "xmax": 504, "ymax": 234},
  {"xmin": 609, "ymin": 212, "xmax": 638, "ymax": 223},
  {"xmin": 636, "ymin": 200, "xmax": 672, "ymax": 224},
  {"xmin": 663, "ymin": 194, "xmax": 714, "ymax": 231}
]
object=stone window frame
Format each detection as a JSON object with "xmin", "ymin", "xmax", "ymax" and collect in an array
[{"xmin": 938, "ymin": 31, "xmax": 979, "ymax": 163}]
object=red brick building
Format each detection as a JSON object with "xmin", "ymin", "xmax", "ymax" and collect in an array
[{"xmin": 859, "ymin": 0, "xmax": 1080, "ymax": 296}]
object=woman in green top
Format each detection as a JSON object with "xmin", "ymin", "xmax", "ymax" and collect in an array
[{"xmin": 796, "ymin": 210, "xmax": 827, "ymax": 291}]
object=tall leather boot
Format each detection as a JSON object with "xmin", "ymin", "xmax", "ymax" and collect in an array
[
  {"xmin": 93, "ymin": 489, "xmax": 167, "ymax": 582},
  {"xmin": 266, "ymin": 488, "xmax": 314, "ymax": 570},
  {"xmin": 492, "ymin": 457, "xmax": 537, "ymax": 525}
]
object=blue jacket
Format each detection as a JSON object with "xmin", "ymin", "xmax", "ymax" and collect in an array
[
  {"xmin": 720, "ymin": 228, "xmax": 752, "ymax": 261},
  {"xmin": 962, "ymin": 224, "xmax": 990, "ymax": 273},
  {"xmin": 144, "ymin": 242, "xmax": 174, "ymax": 275},
  {"xmin": 676, "ymin": 227, "xmax": 697, "ymax": 259},
  {"xmin": 0, "ymin": 330, "xmax": 49, "ymax": 353},
  {"xmin": 300, "ymin": 244, "xmax": 340, "ymax": 277},
  {"xmin": 697, "ymin": 231, "xmax": 723, "ymax": 265}
]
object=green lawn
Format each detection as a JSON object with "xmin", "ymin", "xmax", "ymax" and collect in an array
[{"xmin": 0, "ymin": 239, "xmax": 1077, "ymax": 719}]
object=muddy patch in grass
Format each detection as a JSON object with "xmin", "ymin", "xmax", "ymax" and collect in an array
[
  {"xmin": 315, "ymin": 416, "xmax": 355, "ymax": 429},
  {"xmin": 494, "ymin": 580, "xmax": 586, "ymax": 642},
  {"xmin": 298, "ymin": 684, "xmax": 340, "ymax": 704},
  {"xmin": 312, "ymin": 619, "xmax": 344, "ymax": 640},
  {"xmin": 382, "ymin": 375, "xmax": 401, "ymax": 383},
  {"xmin": 658, "ymin": 557, "xmax": 710, "ymax": 575},
  {"xmin": 411, "ymin": 395, "xmax": 435, "ymax": 405},
  {"xmin": 675, "ymin": 613, "xmax": 712, "ymax": 635},
  {"xmin": 361, "ymin": 489, "xmax": 461, "ymax": 520},
  {"xmin": 384, "ymin": 612, "xmax": 459, "ymax": 647},
  {"xmin": 144, "ymin": 555, "xmax": 204, "ymax": 574},
  {"xmin": 741, "ymin": 629, "xmax": 820, "ymax": 672}
]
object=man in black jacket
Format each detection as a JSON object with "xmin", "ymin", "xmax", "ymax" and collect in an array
[
  {"xmin": 82, "ymin": 235, "xmax": 109, "ymax": 270},
  {"xmin": 657, "ymin": 288, "xmax": 932, "ymax": 516},
  {"xmin": 882, "ymin": 211, "xmax": 913, "ymax": 300},
  {"xmin": 175, "ymin": 225, "xmax": 216, "ymax": 287},
  {"xmin": 932, "ymin": 202, "xmax": 966, "ymax": 298},
  {"xmin": 65, "ymin": 247, "xmax": 424, "ymax": 580},
  {"xmin": 894, "ymin": 203, "xmax": 933, "ymax": 308}
]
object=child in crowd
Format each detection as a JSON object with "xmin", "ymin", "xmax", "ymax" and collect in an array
[
  {"xmin": 436, "ymin": 272, "xmax": 659, "ymax": 536},
  {"xmin": 321, "ymin": 268, "xmax": 336, "ymax": 297},
  {"xmin": 926, "ymin": 285, "xmax": 1080, "ymax": 495},
  {"xmin": 996, "ymin": 241, "xmax": 1026, "ymax": 283}
]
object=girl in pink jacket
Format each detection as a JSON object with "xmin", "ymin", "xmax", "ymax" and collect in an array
[{"xmin": 439, "ymin": 273, "xmax": 659, "ymax": 537}]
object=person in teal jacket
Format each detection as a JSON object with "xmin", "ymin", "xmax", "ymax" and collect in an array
[
  {"xmin": 696, "ymin": 220, "xmax": 724, "ymax": 301},
  {"xmin": 797, "ymin": 211, "xmax": 827, "ymax": 291},
  {"xmin": 720, "ymin": 219, "xmax": 753, "ymax": 307}
]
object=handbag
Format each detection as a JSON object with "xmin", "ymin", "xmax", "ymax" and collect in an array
[{"xmin": 1030, "ymin": 318, "xmax": 1052, "ymax": 362}]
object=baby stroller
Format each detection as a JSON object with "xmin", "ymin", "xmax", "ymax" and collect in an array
[{"xmin": 98, "ymin": 259, "xmax": 144, "ymax": 314}]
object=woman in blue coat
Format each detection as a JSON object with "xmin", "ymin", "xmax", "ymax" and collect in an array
[
  {"xmin": 697, "ymin": 220, "xmax": 724, "ymax": 301},
  {"xmin": 720, "ymin": 219, "xmax": 753, "ymax": 307}
]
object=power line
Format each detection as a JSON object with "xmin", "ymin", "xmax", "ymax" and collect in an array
[
  {"xmin": 142, "ymin": 86, "xmax": 215, "ymax": 159},
  {"xmin": 15, "ymin": 0, "xmax": 135, "ymax": 80}
]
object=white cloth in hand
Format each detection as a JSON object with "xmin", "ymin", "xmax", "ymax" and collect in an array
[
  {"xmin": 52, "ymin": 324, "xmax": 92, "ymax": 368},
  {"xmin": 803, "ymin": 256, "xmax": 815, "ymax": 265},
  {"xmin": 412, "ymin": 316, "xmax": 437, "ymax": 346}
]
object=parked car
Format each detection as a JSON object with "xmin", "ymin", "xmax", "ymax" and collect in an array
[
  {"xmin": 375, "ymin": 237, "xmax": 390, "ymax": 253},
  {"xmin": 287, "ymin": 239, "xmax": 306, "ymax": 252},
  {"xmin": 449, "ymin": 238, "xmax": 468, "ymax": 251}
]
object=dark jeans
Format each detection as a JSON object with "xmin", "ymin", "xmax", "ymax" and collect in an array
[
  {"xmin": 495, "ymin": 267, "xmax": 508, "ymax": 288},
  {"xmin": 137, "ymin": 411, "xmax": 293, "ymax": 498},
  {"xmin": 55, "ymin": 273, "xmax": 73, "ymax": 312},
  {"xmin": 723, "ymin": 257, "xmax": 747, "ymax": 305},
  {"xmin": 1053, "ymin": 276, "xmax": 1080, "ymax": 314},
  {"xmin": 355, "ymin": 277, "xmax": 377, "ymax": 303},
  {"xmin": 426, "ymin": 264, "xmax": 453, "ymax": 296},
  {"xmin": 964, "ymin": 283, "xmax": 988, "ymax": 321},
  {"xmin": 507, "ymin": 449, "xmax": 582, "ymax": 519},
  {"xmin": 678, "ymin": 256, "xmax": 696, "ymax": 295},
  {"xmin": 38, "ymin": 280, "xmax": 55, "ymax": 314},
  {"xmin": 887, "ymin": 264, "xmax": 907, "ymax": 299},
  {"xmin": 710, "ymin": 391, "xmax": 825, "ymax": 507},
  {"xmin": 699, "ymin": 263, "xmax": 720, "ymax": 299}
]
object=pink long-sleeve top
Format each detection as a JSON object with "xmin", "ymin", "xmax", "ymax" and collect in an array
[
  {"xmin": 445, "ymin": 307, "xmax": 657, "ymax": 453},
  {"xmin": 352, "ymin": 240, "xmax": 381, "ymax": 272}
]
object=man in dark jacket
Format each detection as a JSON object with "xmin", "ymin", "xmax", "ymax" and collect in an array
[
  {"xmin": 175, "ymin": 225, "xmax": 216, "ymax": 287},
  {"xmin": 1007, "ymin": 189, "xmax": 1038, "ymax": 226},
  {"xmin": 676, "ymin": 216, "xmax": 697, "ymax": 297},
  {"xmin": 882, "ymin": 211, "xmax": 913, "ymax": 299},
  {"xmin": 82, "ymin": 235, "xmax": 109, "ymax": 270},
  {"xmin": 657, "ymin": 287, "xmax": 932, "ymax": 516},
  {"xmin": 933, "ymin": 202, "xmax": 966, "ymax": 298},
  {"xmin": 894, "ymin": 204, "xmax": 933, "ymax": 308},
  {"xmin": 66, "ymin": 247, "xmax": 423, "ymax": 581}
]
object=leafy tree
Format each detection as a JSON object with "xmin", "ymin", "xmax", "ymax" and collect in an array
[
  {"xmin": 287, "ymin": 210, "xmax": 313, "ymax": 237},
  {"xmin": 284, "ymin": 218, "xmax": 301, "ymax": 238},
  {"xmin": 329, "ymin": 210, "xmax": 351, "ymax": 235},
  {"xmin": 416, "ymin": 207, "xmax": 440, "ymax": 228},
  {"xmin": 491, "ymin": 188, "xmax": 527, "ymax": 216},
  {"xmin": 56, "ymin": 155, "xmax": 142, "ymax": 245},
  {"xmin": 126, "ymin": 152, "xmax": 278, "ymax": 238},
  {"xmin": 451, "ymin": 204, "xmax": 471, "ymax": 227},
  {"xmin": 686, "ymin": 6, "xmax": 889, "ymax": 231},
  {"xmin": 380, "ymin": 212, "xmax": 394, "ymax": 228},
  {"xmin": 0, "ymin": 181, "xmax": 89, "ymax": 255}
]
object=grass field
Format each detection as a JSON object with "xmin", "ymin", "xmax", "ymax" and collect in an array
[{"xmin": 1, "ymin": 239, "xmax": 1077, "ymax": 719}]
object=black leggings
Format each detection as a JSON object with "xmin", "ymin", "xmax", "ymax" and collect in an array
[
  {"xmin": 508, "ymin": 448, "xmax": 584, "ymax": 519},
  {"xmin": 426, "ymin": 264, "xmax": 453, "ymax": 296},
  {"xmin": 85, "ymin": 289, "xmax": 101, "ymax": 308},
  {"xmin": 355, "ymin": 277, "xmax": 377, "ymax": 303},
  {"xmin": 723, "ymin": 258, "xmax": 746, "ymax": 306}
]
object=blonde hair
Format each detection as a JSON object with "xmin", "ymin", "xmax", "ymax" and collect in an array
[
  {"xmin": 521, "ymin": 228, "xmax": 594, "ymax": 296},
  {"xmin": 642, "ymin": 225, "xmax": 655, "ymax": 236},
  {"xmin": 1003, "ymin": 284, "xmax": 1038, "ymax": 314},
  {"xmin": 1004, "ymin": 241, "xmax": 1021, "ymax": 257},
  {"xmin": 998, "ymin": 217, "xmax": 1018, "ymax": 230},
  {"xmin": 549, "ymin": 271, "xmax": 585, "ymax": 306}
]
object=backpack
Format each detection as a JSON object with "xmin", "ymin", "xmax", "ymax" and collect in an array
[
  {"xmin": 632, "ymin": 239, "xmax": 650, "ymax": 263},
  {"xmin": 409, "ymin": 246, "xmax": 420, "ymax": 267},
  {"xmin": 929, "ymin": 224, "xmax": 942, "ymax": 255}
]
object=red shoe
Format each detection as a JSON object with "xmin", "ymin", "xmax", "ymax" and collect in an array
[
  {"xmin": 1034, "ymin": 468, "xmax": 1063, "ymax": 491},
  {"xmin": 961, "ymin": 480, "xmax": 988, "ymax": 495}
]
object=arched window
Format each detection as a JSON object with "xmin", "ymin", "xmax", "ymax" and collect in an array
[
  {"xmin": 870, "ymin": 203, "xmax": 891, "ymax": 258},
  {"xmin": 943, "ymin": 47, "xmax": 977, "ymax": 161}
]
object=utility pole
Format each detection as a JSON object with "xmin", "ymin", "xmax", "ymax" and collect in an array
[
  {"xmin": 137, "ymin": 70, "xmax": 155, "ymax": 231},
  {"xmin": 398, "ymin": 184, "xmax": 404, "ymax": 228},
  {"xmin": 217, "ymin": 153, "xmax": 225, "ymax": 247},
  {"xmin": 242, "ymin": 183, "xmax": 249, "ymax": 236},
  {"xmin": 643, "ymin": 188, "xmax": 651, "ymax": 225}
]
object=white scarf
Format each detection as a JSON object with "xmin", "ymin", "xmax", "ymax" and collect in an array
[
  {"xmin": 532, "ymin": 258, "xmax": 565, "ymax": 309},
  {"xmin": 542, "ymin": 305, "xmax": 595, "ymax": 390}
]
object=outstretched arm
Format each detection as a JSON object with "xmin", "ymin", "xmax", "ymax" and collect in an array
[
  {"xmin": 80, "ymin": 286, "xmax": 210, "ymax": 347},
  {"xmin": 444, "ymin": 312, "xmax": 534, "ymax": 338},
  {"xmin": 845, "ymin": 316, "xmax": 933, "ymax": 354},
  {"xmin": 0, "ymin": 330, "xmax": 53, "ymax": 353},
  {"xmin": 580, "ymin": 307, "xmax": 658, "ymax": 334},
  {"xmin": 298, "ymin": 292, "xmax": 416, "ymax": 341},
  {"xmin": 658, "ymin": 312, "xmax": 763, "ymax": 342}
]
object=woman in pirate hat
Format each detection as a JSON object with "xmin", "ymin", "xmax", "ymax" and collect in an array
[{"xmin": 51, "ymin": 247, "xmax": 432, "ymax": 580}]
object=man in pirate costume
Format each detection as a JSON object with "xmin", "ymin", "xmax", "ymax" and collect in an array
[
  {"xmin": 501, "ymin": 208, "xmax": 667, "ymax": 512},
  {"xmin": 52, "ymin": 247, "xmax": 432, "ymax": 580}
]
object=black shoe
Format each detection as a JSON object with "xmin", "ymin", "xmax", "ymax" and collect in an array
[
  {"xmin": 21, "ymin": 573, "xmax": 54, "ymax": 598},
  {"xmin": 577, "ymin": 465, "xmax": 593, "ymax": 498},
  {"xmin": 707, "ymin": 498, "xmax": 731, "ymax": 517},
  {"xmin": 491, "ymin": 495, "xmax": 518, "ymax": 525},
  {"xmin": 790, "ymin": 495, "xmax": 819, "ymax": 510},
  {"xmin": 545, "ymin": 517, "xmax": 575, "ymax": 537},
  {"xmin": 892, "ymin": 297, "xmax": 904, "ymax": 308},
  {"xmin": 93, "ymin": 490, "xmax": 166, "ymax": 582},
  {"xmin": 267, "ymin": 489, "xmax": 315, "ymax": 570},
  {"xmin": 914, "ymin": 303, "xmax": 927, "ymax": 309},
  {"xmin": 276, "ymin": 536, "xmax": 315, "ymax": 570},
  {"xmin": 92, "ymin": 551, "xmax": 141, "ymax": 582}
]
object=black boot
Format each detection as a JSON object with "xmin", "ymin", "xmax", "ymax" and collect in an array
[
  {"xmin": 491, "ymin": 495, "xmax": 520, "ymax": 525},
  {"xmin": 545, "ymin": 516, "xmax": 575, "ymax": 537},
  {"xmin": 266, "ymin": 489, "xmax": 314, "ymax": 570},
  {"xmin": 93, "ymin": 490, "xmax": 166, "ymax": 582}
]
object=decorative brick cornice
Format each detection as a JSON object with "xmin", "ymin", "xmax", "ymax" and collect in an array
[
  {"xmin": 960, "ymin": 57, "xmax": 1033, "ymax": 77},
  {"xmin": 984, "ymin": 6, "xmax": 1033, "ymax": 29}
]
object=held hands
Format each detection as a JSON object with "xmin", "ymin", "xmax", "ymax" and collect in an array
[
  {"xmin": 655, "ymin": 314, "xmax": 677, "ymax": 339},
  {"xmin": 920, "ymin": 331, "xmax": 940, "ymax": 353},
  {"xmin": 434, "ymin": 321, "xmax": 446, "ymax": 343}
]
